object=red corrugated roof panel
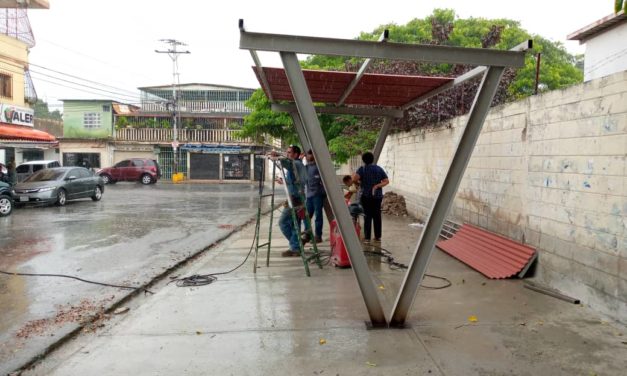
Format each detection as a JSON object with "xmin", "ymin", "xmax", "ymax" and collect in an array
[
  {"xmin": 253, "ymin": 67, "xmax": 453, "ymax": 107},
  {"xmin": 437, "ymin": 224, "xmax": 537, "ymax": 279}
]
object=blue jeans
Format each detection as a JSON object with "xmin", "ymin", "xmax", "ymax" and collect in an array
[
  {"xmin": 306, "ymin": 193, "xmax": 326, "ymax": 238},
  {"xmin": 279, "ymin": 206, "xmax": 300, "ymax": 251}
]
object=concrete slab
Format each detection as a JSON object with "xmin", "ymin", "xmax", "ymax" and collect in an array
[{"xmin": 22, "ymin": 214, "xmax": 627, "ymax": 376}]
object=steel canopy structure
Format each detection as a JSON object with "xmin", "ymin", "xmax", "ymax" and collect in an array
[{"xmin": 239, "ymin": 19, "xmax": 531, "ymax": 328}]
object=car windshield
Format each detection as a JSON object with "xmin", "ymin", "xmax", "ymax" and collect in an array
[{"xmin": 24, "ymin": 169, "xmax": 66, "ymax": 182}]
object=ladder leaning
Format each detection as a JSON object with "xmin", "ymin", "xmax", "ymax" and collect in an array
[{"xmin": 253, "ymin": 155, "xmax": 322, "ymax": 276}]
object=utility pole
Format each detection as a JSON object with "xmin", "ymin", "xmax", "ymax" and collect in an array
[{"xmin": 156, "ymin": 39, "xmax": 190, "ymax": 175}]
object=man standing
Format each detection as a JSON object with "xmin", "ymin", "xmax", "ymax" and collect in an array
[
  {"xmin": 275, "ymin": 145, "xmax": 307, "ymax": 257},
  {"xmin": 305, "ymin": 150, "xmax": 326, "ymax": 243},
  {"xmin": 353, "ymin": 151, "xmax": 389, "ymax": 243}
]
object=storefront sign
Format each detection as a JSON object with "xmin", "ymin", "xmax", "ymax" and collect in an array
[
  {"xmin": 182, "ymin": 144, "xmax": 251, "ymax": 154},
  {"xmin": 114, "ymin": 145, "xmax": 154, "ymax": 152},
  {"xmin": 0, "ymin": 104, "xmax": 35, "ymax": 127}
]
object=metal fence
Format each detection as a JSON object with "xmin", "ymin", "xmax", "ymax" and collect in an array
[
  {"xmin": 115, "ymin": 128, "xmax": 252, "ymax": 143},
  {"xmin": 158, "ymin": 147, "xmax": 188, "ymax": 180}
]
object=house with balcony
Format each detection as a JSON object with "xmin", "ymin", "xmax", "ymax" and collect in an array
[
  {"xmin": 0, "ymin": 1, "xmax": 57, "ymax": 166},
  {"xmin": 61, "ymin": 83, "xmax": 271, "ymax": 181}
]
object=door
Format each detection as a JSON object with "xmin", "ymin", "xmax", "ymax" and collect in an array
[
  {"xmin": 189, "ymin": 153, "xmax": 220, "ymax": 180},
  {"xmin": 65, "ymin": 168, "xmax": 83, "ymax": 199},
  {"xmin": 111, "ymin": 160, "xmax": 129, "ymax": 181},
  {"xmin": 128, "ymin": 159, "xmax": 145, "ymax": 181},
  {"xmin": 77, "ymin": 168, "xmax": 94, "ymax": 198},
  {"xmin": 223, "ymin": 154, "xmax": 250, "ymax": 180}
]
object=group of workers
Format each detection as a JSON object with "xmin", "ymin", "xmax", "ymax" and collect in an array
[{"xmin": 275, "ymin": 145, "xmax": 389, "ymax": 257}]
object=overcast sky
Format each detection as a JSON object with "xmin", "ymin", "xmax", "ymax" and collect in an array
[{"xmin": 25, "ymin": 0, "xmax": 613, "ymax": 108}]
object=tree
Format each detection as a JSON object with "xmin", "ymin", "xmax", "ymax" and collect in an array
[
  {"xmin": 33, "ymin": 99, "xmax": 62, "ymax": 120},
  {"xmin": 244, "ymin": 9, "xmax": 584, "ymax": 162}
]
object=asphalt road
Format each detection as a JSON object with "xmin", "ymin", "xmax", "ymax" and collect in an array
[{"xmin": 0, "ymin": 182, "xmax": 279, "ymax": 374}]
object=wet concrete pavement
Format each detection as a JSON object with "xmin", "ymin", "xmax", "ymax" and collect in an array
[
  {"xmin": 20, "ymin": 214, "xmax": 627, "ymax": 376},
  {"xmin": 0, "ymin": 182, "xmax": 277, "ymax": 375}
]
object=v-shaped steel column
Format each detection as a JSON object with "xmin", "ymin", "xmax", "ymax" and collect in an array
[
  {"xmin": 280, "ymin": 51, "xmax": 388, "ymax": 327},
  {"xmin": 372, "ymin": 117, "xmax": 393, "ymax": 164},
  {"xmin": 389, "ymin": 66, "xmax": 506, "ymax": 327}
]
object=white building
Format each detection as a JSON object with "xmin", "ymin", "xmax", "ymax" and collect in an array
[{"xmin": 568, "ymin": 10, "xmax": 627, "ymax": 82}]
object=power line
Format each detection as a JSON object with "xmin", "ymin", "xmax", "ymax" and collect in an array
[{"xmin": 0, "ymin": 51, "xmax": 141, "ymax": 98}]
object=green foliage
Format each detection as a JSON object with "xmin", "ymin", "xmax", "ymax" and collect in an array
[
  {"xmin": 329, "ymin": 129, "xmax": 378, "ymax": 164},
  {"xmin": 182, "ymin": 118, "xmax": 194, "ymax": 130},
  {"xmin": 115, "ymin": 116, "xmax": 129, "ymax": 129},
  {"xmin": 616, "ymin": 0, "xmax": 625, "ymax": 13},
  {"xmin": 33, "ymin": 99, "xmax": 62, "ymax": 120},
  {"xmin": 145, "ymin": 118, "xmax": 157, "ymax": 128},
  {"xmin": 236, "ymin": 89, "xmax": 295, "ymax": 143},
  {"xmin": 160, "ymin": 119, "xmax": 171, "ymax": 129}
]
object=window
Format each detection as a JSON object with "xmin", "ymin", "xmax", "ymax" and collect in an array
[
  {"xmin": 16, "ymin": 165, "xmax": 29, "ymax": 173},
  {"xmin": 114, "ymin": 160, "xmax": 130, "ymax": 168},
  {"xmin": 83, "ymin": 113, "xmax": 101, "ymax": 128},
  {"xmin": 102, "ymin": 105, "xmax": 110, "ymax": 112},
  {"xmin": 62, "ymin": 153, "xmax": 100, "ymax": 168},
  {"xmin": 0, "ymin": 73, "xmax": 12, "ymax": 98},
  {"xmin": 132, "ymin": 159, "xmax": 144, "ymax": 167},
  {"xmin": 48, "ymin": 161, "xmax": 61, "ymax": 168},
  {"xmin": 32, "ymin": 164, "xmax": 45, "ymax": 173}
]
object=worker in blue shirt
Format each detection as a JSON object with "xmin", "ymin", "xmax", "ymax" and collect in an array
[
  {"xmin": 304, "ymin": 150, "xmax": 326, "ymax": 243},
  {"xmin": 275, "ymin": 145, "xmax": 308, "ymax": 257},
  {"xmin": 352, "ymin": 151, "xmax": 389, "ymax": 243}
]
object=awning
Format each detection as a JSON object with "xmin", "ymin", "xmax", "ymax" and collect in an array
[
  {"xmin": 0, "ymin": 123, "xmax": 57, "ymax": 142},
  {"xmin": 254, "ymin": 67, "xmax": 453, "ymax": 107}
]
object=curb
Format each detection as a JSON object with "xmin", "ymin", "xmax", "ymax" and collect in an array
[{"xmin": 10, "ymin": 204, "xmax": 282, "ymax": 375}]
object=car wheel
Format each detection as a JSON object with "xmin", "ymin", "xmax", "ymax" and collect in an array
[
  {"xmin": 91, "ymin": 186, "xmax": 103, "ymax": 201},
  {"xmin": 0, "ymin": 195, "xmax": 12, "ymax": 216},
  {"xmin": 56, "ymin": 189, "xmax": 67, "ymax": 206},
  {"xmin": 140, "ymin": 174, "xmax": 153, "ymax": 185},
  {"xmin": 101, "ymin": 174, "xmax": 113, "ymax": 185}
]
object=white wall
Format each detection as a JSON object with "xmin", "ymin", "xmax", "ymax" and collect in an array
[
  {"xmin": 584, "ymin": 22, "xmax": 627, "ymax": 81},
  {"xmin": 379, "ymin": 70, "xmax": 627, "ymax": 323}
]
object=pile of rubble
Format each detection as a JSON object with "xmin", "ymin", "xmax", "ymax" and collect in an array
[{"xmin": 382, "ymin": 191, "xmax": 409, "ymax": 216}]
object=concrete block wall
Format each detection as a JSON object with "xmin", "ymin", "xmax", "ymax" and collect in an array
[{"xmin": 378, "ymin": 70, "xmax": 627, "ymax": 323}]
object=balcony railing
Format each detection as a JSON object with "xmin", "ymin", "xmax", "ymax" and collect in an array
[
  {"xmin": 141, "ymin": 100, "xmax": 250, "ymax": 114},
  {"xmin": 115, "ymin": 128, "xmax": 253, "ymax": 144}
]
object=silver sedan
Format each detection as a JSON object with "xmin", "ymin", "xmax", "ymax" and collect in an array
[{"xmin": 13, "ymin": 167, "xmax": 105, "ymax": 207}]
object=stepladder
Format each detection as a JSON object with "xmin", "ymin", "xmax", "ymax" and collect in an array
[{"xmin": 254, "ymin": 155, "xmax": 323, "ymax": 276}]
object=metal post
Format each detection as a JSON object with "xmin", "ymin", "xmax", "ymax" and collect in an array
[
  {"xmin": 372, "ymin": 117, "xmax": 393, "ymax": 164},
  {"xmin": 389, "ymin": 67, "xmax": 506, "ymax": 327},
  {"xmin": 156, "ymin": 39, "xmax": 190, "ymax": 175},
  {"xmin": 289, "ymin": 113, "xmax": 312, "ymax": 152},
  {"xmin": 280, "ymin": 51, "xmax": 387, "ymax": 327}
]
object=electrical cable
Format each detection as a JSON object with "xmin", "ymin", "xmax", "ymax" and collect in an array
[
  {"xmin": 0, "ymin": 269, "xmax": 154, "ymax": 294},
  {"xmin": 169, "ymin": 209, "xmax": 264, "ymax": 288},
  {"xmin": 363, "ymin": 244, "xmax": 452, "ymax": 289}
]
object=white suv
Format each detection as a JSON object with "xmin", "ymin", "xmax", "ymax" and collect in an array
[{"xmin": 16, "ymin": 160, "xmax": 61, "ymax": 183}]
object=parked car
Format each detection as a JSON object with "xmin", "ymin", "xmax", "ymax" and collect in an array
[
  {"xmin": 13, "ymin": 167, "xmax": 104, "ymax": 207},
  {"xmin": 0, "ymin": 180, "xmax": 13, "ymax": 216},
  {"xmin": 97, "ymin": 158, "xmax": 161, "ymax": 185},
  {"xmin": 15, "ymin": 160, "xmax": 61, "ymax": 183}
]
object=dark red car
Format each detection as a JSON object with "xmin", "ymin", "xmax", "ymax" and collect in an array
[{"xmin": 97, "ymin": 158, "xmax": 161, "ymax": 185}]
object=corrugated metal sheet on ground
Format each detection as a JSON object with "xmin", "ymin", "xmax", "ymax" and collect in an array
[{"xmin": 436, "ymin": 224, "xmax": 536, "ymax": 279}]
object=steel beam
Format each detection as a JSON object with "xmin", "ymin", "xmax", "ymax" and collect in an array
[
  {"xmin": 402, "ymin": 40, "xmax": 532, "ymax": 110},
  {"xmin": 289, "ymin": 112, "xmax": 312, "ymax": 153},
  {"xmin": 389, "ymin": 67, "xmax": 506, "ymax": 327},
  {"xmin": 271, "ymin": 103, "xmax": 404, "ymax": 118},
  {"xmin": 337, "ymin": 31, "xmax": 389, "ymax": 106},
  {"xmin": 249, "ymin": 50, "xmax": 274, "ymax": 102},
  {"xmin": 372, "ymin": 117, "xmax": 393, "ymax": 163},
  {"xmin": 280, "ymin": 51, "xmax": 388, "ymax": 327},
  {"xmin": 240, "ymin": 29, "xmax": 525, "ymax": 68}
]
